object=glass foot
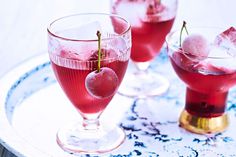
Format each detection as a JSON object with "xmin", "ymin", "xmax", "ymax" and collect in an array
[
  {"xmin": 179, "ymin": 110, "xmax": 229, "ymax": 134},
  {"xmin": 118, "ymin": 71, "xmax": 169, "ymax": 98},
  {"xmin": 56, "ymin": 122, "xmax": 125, "ymax": 154}
]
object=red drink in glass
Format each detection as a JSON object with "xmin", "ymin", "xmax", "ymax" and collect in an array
[
  {"xmin": 47, "ymin": 13, "xmax": 131, "ymax": 153},
  {"xmin": 170, "ymin": 52, "xmax": 236, "ymax": 118},
  {"xmin": 131, "ymin": 18, "xmax": 175, "ymax": 62},
  {"xmin": 111, "ymin": 0, "xmax": 177, "ymax": 97},
  {"xmin": 166, "ymin": 27, "xmax": 236, "ymax": 134},
  {"xmin": 112, "ymin": 0, "xmax": 176, "ymax": 63},
  {"xmin": 50, "ymin": 49, "xmax": 128, "ymax": 114}
]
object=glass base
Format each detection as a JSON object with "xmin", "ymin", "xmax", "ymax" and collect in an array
[
  {"xmin": 56, "ymin": 122, "xmax": 125, "ymax": 154},
  {"xmin": 179, "ymin": 110, "xmax": 229, "ymax": 134},
  {"xmin": 118, "ymin": 71, "xmax": 169, "ymax": 98}
]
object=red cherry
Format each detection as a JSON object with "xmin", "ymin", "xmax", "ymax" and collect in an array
[
  {"xmin": 85, "ymin": 67, "xmax": 119, "ymax": 99},
  {"xmin": 182, "ymin": 34, "xmax": 210, "ymax": 60}
]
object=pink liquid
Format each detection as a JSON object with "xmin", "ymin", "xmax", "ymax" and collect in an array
[
  {"xmin": 131, "ymin": 19, "xmax": 175, "ymax": 62},
  {"xmin": 112, "ymin": 1, "xmax": 175, "ymax": 62},
  {"xmin": 171, "ymin": 51, "xmax": 236, "ymax": 118},
  {"xmin": 50, "ymin": 50, "xmax": 128, "ymax": 114}
]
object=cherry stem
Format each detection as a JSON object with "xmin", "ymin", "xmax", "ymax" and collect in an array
[
  {"xmin": 179, "ymin": 21, "xmax": 189, "ymax": 47},
  {"xmin": 96, "ymin": 31, "xmax": 101, "ymax": 72}
]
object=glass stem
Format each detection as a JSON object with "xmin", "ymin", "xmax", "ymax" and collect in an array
[
  {"xmin": 134, "ymin": 68, "xmax": 148, "ymax": 76},
  {"xmin": 134, "ymin": 61, "xmax": 151, "ymax": 72},
  {"xmin": 82, "ymin": 118, "xmax": 100, "ymax": 130}
]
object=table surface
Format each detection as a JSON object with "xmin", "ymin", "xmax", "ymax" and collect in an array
[{"xmin": 0, "ymin": 0, "xmax": 236, "ymax": 156}]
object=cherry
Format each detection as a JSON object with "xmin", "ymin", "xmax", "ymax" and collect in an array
[
  {"xmin": 182, "ymin": 34, "xmax": 210, "ymax": 60},
  {"xmin": 85, "ymin": 31, "xmax": 119, "ymax": 98},
  {"xmin": 179, "ymin": 21, "xmax": 209, "ymax": 61},
  {"xmin": 85, "ymin": 67, "xmax": 119, "ymax": 98}
]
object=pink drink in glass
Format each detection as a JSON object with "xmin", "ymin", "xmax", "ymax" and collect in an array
[
  {"xmin": 112, "ymin": 0, "xmax": 175, "ymax": 63},
  {"xmin": 131, "ymin": 19, "xmax": 175, "ymax": 62},
  {"xmin": 47, "ymin": 13, "xmax": 131, "ymax": 153},
  {"xmin": 50, "ymin": 49, "xmax": 128, "ymax": 115},
  {"xmin": 166, "ymin": 27, "xmax": 236, "ymax": 134},
  {"xmin": 111, "ymin": 0, "xmax": 177, "ymax": 97},
  {"xmin": 170, "ymin": 51, "xmax": 236, "ymax": 118}
]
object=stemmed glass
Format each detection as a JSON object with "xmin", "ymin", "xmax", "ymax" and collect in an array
[
  {"xmin": 47, "ymin": 13, "xmax": 131, "ymax": 153},
  {"xmin": 166, "ymin": 26, "xmax": 236, "ymax": 134},
  {"xmin": 111, "ymin": 0, "xmax": 178, "ymax": 97}
]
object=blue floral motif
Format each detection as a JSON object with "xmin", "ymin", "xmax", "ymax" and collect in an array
[{"xmin": 3, "ymin": 50, "xmax": 236, "ymax": 156}]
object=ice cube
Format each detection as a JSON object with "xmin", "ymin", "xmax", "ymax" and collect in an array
[
  {"xmin": 193, "ymin": 45, "xmax": 236, "ymax": 74},
  {"xmin": 113, "ymin": 2, "xmax": 144, "ymax": 27},
  {"xmin": 56, "ymin": 21, "xmax": 104, "ymax": 61},
  {"xmin": 110, "ymin": 37, "xmax": 127, "ymax": 52},
  {"xmin": 172, "ymin": 50, "xmax": 198, "ymax": 71},
  {"xmin": 57, "ymin": 21, "xmax": 103, "ymax": 40},
  {"xmin": 214, "ymin": 27, "xmax": 236, "ymax": 57},
  {"xmin": 60, "ymin": 49, "xmax": 81, "ymax": 60},
  {"xmin": 59, "ymin": 47, "xmax": 96, "ymax": 61},
  {"xmin": 145, "ymin": 0, "xmax": 164, "ymax": 15},
  {"xmin": 141, "ymin": 1, "xmax": 166, "ymax": 22}
]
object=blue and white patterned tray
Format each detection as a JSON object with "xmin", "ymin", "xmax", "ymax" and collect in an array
[{"xmin": 0, "ymin": 50, "xmax": 236, "ymax": 157}]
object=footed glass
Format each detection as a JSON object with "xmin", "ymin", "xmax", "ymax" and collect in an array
[
  {"xmin": 47, "ymin": 13, "xmax": 131, "ymax": 153},
  {"xmin": 166, "ymin": 27, "xmax": 236, "ymax": 134},
  {"xmin": 111, "ymin": 0, "xmax": 178, "ymax": 98}
]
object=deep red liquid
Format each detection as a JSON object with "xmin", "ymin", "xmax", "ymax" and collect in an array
[
  {"xmin": 112, "ymin": 1, "xmax": 175, "ymax": 62},
  {"xmin": 50, "ymin": 52, "xmax": 128, "ymax": 114},
  {"xmin": 170, "ymin": 51, "xmax": 236, "ymax": 117},
  {"xmin": 131, "ymin": 19, "xmax": 175, "ymax": 62}
]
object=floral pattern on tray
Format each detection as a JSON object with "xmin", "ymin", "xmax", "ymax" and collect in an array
[{"xmin": 1, "ymin": 49, "xmax": 236, "ymax": 157}]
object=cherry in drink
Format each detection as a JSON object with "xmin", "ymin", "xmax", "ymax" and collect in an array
[
  {"xmin": 112, "ymin": 0, "xmax": 175, "ymax": 62},
  {"xmin": 131, "ymin": 19, "xmax": 174, "ymax": 62},
  {"xmin": 166, "ymin": 24, "xmax": 236, "ymax": 134},
  {"xmin": 50, "ymin": 48, "xmax": 128, "ymax": 114},
  {"xmin": 47, "ymin": 13, "xmax": 131, "ymax": 153},
  {"xmin": 111, "ymin": 0, "xmax": 177, "ymax": 97},
  {"xmin": 171, "ymin": 51, "xmax": 236, "ymax": 118}
]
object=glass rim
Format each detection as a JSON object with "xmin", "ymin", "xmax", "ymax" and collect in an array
[
  {"xmin": 47, "ymin": 13, "xmax": 131, "ymax": 42},
  {"xmin": 49, "ymin": 55, "xmax": 128, "ymax": 71},
  {"xmin": 166, "ymin": 26, "xmax": 235, "ymax": 60}
]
